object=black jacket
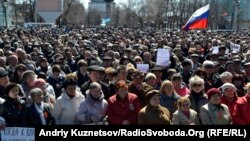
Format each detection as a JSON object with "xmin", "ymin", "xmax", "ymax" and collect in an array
[
  {"xmin": 0, "ymin": 98, "xmax": 27, "ymax": 127},
  {"xmin": 27, "ymin": 103, "xmax": 55, "ymax": 126},
  {"xmin": 0, "ymin": 86, "xmax": 6, "ymax": 99}
]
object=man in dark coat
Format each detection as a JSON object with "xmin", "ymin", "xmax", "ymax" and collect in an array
[
  {"xmin": 0, "ymin": 68, "xmax": 9, "ymax": 99},
  {"xmin": 27, "ymin": 88, "xmax": 54, "ymax": 126},
  {"xmin": 81, "ymin": 65, "xmax": 110, "ymax": 100}
]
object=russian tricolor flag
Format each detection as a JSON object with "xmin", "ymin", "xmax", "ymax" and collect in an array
[{"xmin": 182, "ymin": 4, "xmax": 210, "ymax": 30}]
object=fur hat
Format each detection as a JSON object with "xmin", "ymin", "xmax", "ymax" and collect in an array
[{"xmin": 221, "ymin": 83, "xmax": 236, "ymax": 93}]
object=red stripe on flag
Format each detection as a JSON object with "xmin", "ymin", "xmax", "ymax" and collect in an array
[{"xmin": 189, "ymin": 19, "xmax": 208, "ymax": 30}]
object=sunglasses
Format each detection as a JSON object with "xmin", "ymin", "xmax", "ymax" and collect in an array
[
  {"xmin": 165, "ymin": 85, "xmax": 173, "ymax": 88},
  {"xmin": 181, "ymin": 103, "xmax": 190, "ymax": 107},
  {"xmin": 193, "ymin": 84, "xmax": 202, "ymax": 87},
  {"xmin": 205, "ymin": 65, "xmax": 213, "ymax": 69}
]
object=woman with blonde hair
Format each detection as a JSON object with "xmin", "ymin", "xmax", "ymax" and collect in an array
[
  {"xmin": 172, "ymin": 97, "xmax": 200, "ymax": 125},
  {"xmin": 188, "ymin": 75, "xmax": 208, "ymax": 116},
  {"xmin": 159, "ymin": 80, "xmax": 180, "ymax": 118}
]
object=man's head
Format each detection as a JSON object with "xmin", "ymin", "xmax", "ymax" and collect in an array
[
  {"xmin": 0, "ymin": 68, "xmax": 9, "ymax": 87},
  {"xmin": 88, "ymin": 65, "xmax": 101, "ymax": 82}
]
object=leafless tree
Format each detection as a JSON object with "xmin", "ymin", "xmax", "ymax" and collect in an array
[
  {"xmin": 65, "ymin": 2, "xmax": 85, "ymax": 25},
  {"xmin": 111, "ymin": 6, "xmax": 120, "ymax": 26},
  {"xmin": 86, "ymin": 9, "xmax": 102, "ymax": 26}
]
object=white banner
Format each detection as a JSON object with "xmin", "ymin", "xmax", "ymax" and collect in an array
[
  {"xmin": 156, "ymin": 49, "xmax": 170, "ymax": 66},
  {"xmin": 137, "ymin": 64, "xmax": 149, "ymax": 73},
  {"xmin": 1, "ymin": 127, "xmax": 35, "ymax": 141}
]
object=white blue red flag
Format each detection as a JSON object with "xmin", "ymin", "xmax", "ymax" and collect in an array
[{"xmin": 182, "ymin": 4, "xmax": 210, "ymax": 30}]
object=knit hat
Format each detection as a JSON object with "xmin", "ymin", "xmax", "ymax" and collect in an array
[
  {"xmin": 0, "ymin": 69, "xmax": 8, "ymax": 78},
  {"xmin": 207, "ymin": 88, "xmax": 221, "ymax": 100},
  {"xmin": 34, "ymin": 78, "xmax": 46, "ymax": 88},
  {"xmin": 146, "ymin": 90, "xmax": 160, "ymax": 103},
  {"xmin": 221, "ymin": 83, "xmax": 236, "ymax": 93}
]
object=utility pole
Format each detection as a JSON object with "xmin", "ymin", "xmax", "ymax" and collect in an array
[
  {"xmin": 34, "ymin": 0, "xmax": 37, "ymax": 22},
  {"xmin": 2, "ymin": 0, "xmax": 8, "ymax": 27},
  {"xmin": 233, "ymin": 0, "xmax": 240, "ymax": 32}
]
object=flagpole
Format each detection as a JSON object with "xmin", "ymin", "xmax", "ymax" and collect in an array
[
  {"xmin": 207, "ymin": 3, "xmax": 210, "ymax": 30},
  {"xmin": 233, "ymin": 0, "xmax": 240, "ymax": 32}
]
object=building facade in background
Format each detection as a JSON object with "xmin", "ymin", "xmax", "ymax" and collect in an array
[
  {"xmin": 239, "ymin": 0, "xmax": 250, "ymax": 29},
  {"xmin": 89, "ymin": 0, "xmax": 115, "ymax": 19},
  {"xmin": 0, "ymin": 0, "xmax": 14, "ymax": 27},
  {"xmin": 217, "ymin": 0, "xmax": 250, "ymax": 30},
  {"xmin": 37, "ymin": 0, "xmax": 63, "ymax": 23}
]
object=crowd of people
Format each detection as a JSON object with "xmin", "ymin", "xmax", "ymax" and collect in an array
[{"xmin": 0, "ymin": 26, "xmax": 249, "ymax": 126}]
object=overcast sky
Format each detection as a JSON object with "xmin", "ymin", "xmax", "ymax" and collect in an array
[{"xmin": 81, "ymin": 0, "xmax": 128, "ymax": 8}]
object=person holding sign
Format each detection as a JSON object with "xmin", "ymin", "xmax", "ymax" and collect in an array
[{"xmin": 143, "ymin": 52, "xmax": 155, "ymax": 69}]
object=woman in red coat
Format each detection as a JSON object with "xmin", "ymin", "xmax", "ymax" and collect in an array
[
  {"xmin": 220, "ymin": 83, "xmax": 238, "ymax": 117},
  {"xmin": 232, "ymin": 83, "xmax": 250, "ymax": 124},
  {"xmin": 107, "ymin": 80, "xmax": 140, "ymax": 125}
]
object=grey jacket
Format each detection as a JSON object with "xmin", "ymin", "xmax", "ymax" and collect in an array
[
  {"xmin": 200, "ymin": 103, "xmax": 232, "ymax": 125},
  {"xmin": 172, "ymin": 109, "xmax": 200, "ymax": 125},
  {"xmin": 76, "ymin": 93, "xmax": 108, "ymax": 124}
]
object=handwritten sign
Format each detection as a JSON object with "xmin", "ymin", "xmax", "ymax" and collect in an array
[
  {"xmin": 156, "ymin": 49, "xmax": 170, "ymax": 66},
  {"xmin": 1, "ymin": 127, "xmax": 35, "ymax": 141},
  {"xmin": 137, "ymin": 64, "xmax": 149, "ymax": 73}
]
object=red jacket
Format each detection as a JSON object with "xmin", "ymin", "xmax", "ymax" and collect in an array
[
  {"xmin": 175, "ymin": 86, "xmax": 190, "ymax": 97},
  {"xmin": 232, "ymin": 95, "xmax": 250, "ymax": 124},
  {"xmin": 107, "ymin": 93, "xmax": 140, "ymax": 125},
  {"xmin": 221, "ymin": 95, "xmax": 238, "ymax": 116}
]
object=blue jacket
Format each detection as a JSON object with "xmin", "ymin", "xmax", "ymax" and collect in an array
[{"xmin": 160, "ymin": 93, "xmax": 180, "ymax": 118}]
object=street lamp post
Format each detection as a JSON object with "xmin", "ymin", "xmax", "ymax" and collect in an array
[
  {"xmin": 2, "ymin": 1, "xmax": 8, "ymax": 27},
  {"xmin": 104, "ymin": 0, "xmax": 114, "ymax": 20},
  {"xmin": 233, "ymin": 0, "xmax": 240, "ymax": 32},
  {"xmin": 34, "ymin": 0, "xmax": 37, "ymax": 22}
]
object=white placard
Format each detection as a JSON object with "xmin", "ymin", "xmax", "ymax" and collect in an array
[
  {"xmin": 1, "ymin": 127, "xmax": 35, "ymax": 141},
  {"xmin": 230, "ymin": 43, "xmax": 240, "ymax": 53},
  {"xmin": 211, "ymin": 46, "xmax": 219, "ymax": 54},
  {"xmin": 137, "ymin": 64, "xmax": 149, "ymax": 73},
  {"xmin": 156, "ymin": 49, "xmax": 170, "ymax": 66}
]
